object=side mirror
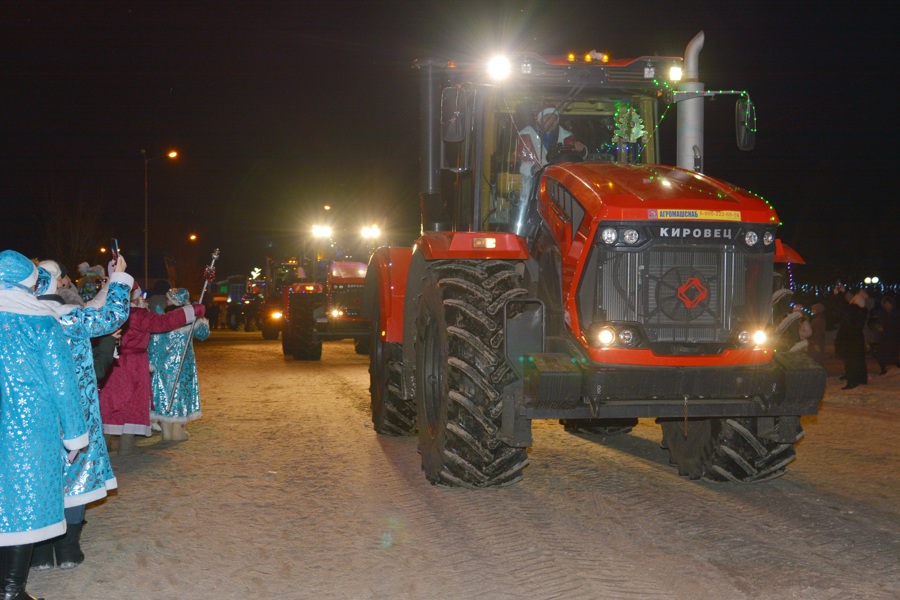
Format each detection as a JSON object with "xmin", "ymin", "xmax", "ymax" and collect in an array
[
  {"xmin": 441, "ymin": 87, "xmax": 468, "ymax": 143},
  {"xmin": 736, "ymin": 98, "xmax": 756, "ymax": 151}
]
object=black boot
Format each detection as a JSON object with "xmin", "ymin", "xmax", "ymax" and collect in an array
[
  {"xmin": 1, "ymin": 544, "xmax": 41, "ymax": 600},
  {"xmin": 53, "ymin": 521, "xmax": 85, "ymax": 570},
  {"xmin": 27, "ymin": 541, "xmax": 53, "ymax": 572}
]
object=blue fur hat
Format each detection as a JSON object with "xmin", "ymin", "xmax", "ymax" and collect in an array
[{"xmin": 0, "ymin": 250, "xmax": 38, "ymax": 288}]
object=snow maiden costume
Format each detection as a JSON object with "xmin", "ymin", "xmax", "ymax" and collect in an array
[
  {"xmin": 149, "ymin": 288, "xmax": 210, "ymax": 441},
  {"xmin": 98, "ymin": 287, "xmax": 204, "ymax": 445},
  {"xmin": 30, "ymin": 265, "xmax": 132, "ymax": 570},
  {"xmin": 0, "ymin": 250, "xmax": 88, "ymax": 600}
]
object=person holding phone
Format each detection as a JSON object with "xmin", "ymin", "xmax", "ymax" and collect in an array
[
  {"xmin": 0, "ymin": 249, "xmax": 87, "ymax": 599},
  {"xmin": 30, "ymin": 254, "xmax": 132, "ymax": 571}
]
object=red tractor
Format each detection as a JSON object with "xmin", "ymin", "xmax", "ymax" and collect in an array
[
  {"xmin": 362, "ymin": 32, "xmax": 826, "ymax": 487},
  {"xmin": 280, "ymin": 225, "xmax": 378, "ymax": 360}
]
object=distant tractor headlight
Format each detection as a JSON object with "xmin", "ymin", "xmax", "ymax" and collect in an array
[
  {"xmin": 312, "ymin": 224, "xmax": 333, "ymax": 239},
  {"xmin": 271, "ymin": 311, "xmax": 283, "ymax": 320},
  {"xmin": 361, "ymin": 224, "xmax": 381, "ymax": 239},
  {"xmin": 752, "ymin": 330, "xmax": 767, "ymax": 346},
  {"xmin": 330, "ymin": 308, "xmax": 344, "ymax": 318},
  {"xmin": 601, "ymin": 227, "xmax": 618, "ymax": 245},
  {"xmin": 623, "ymin": 229, "xmax": 640, "ymax": 245},
  {"xmin": 763, "ymin": 231, "xmax": 774, "ymax": 246},
  {"xmin": 597, "ymin": 326, "xmax": 616, "ymax": 346},
  {"xmin": 744, "ymin": 230, "xmax": 758, "ymax": 246}
]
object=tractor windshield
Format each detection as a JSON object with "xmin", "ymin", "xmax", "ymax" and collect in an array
[{"xmin": 481, "ymin": 89, "xmax": 660, "ymax": 232}]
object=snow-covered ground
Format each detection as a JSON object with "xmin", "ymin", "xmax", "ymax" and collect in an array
[{"xmin": 29, "ymin": 333, "xmax": 899, "ymax": 599}]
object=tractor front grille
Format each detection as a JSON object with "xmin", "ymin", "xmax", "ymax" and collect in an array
[
  {"xmin": 578, "ymin": 240, "xmax": 772, "ymax": 348},
  {"xmin": 330, "ymin": 283, "xmax": 364, "ymax": 318}
]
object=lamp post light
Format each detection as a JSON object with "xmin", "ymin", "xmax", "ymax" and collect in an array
[{"xmin": 141, "ymin": 148, "xmax": 178, "ymax": 289}]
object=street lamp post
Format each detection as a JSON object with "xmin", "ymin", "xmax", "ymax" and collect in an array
[{"xmin": 141, "ymin": 149, "xmax": 178, "ymax": 289}]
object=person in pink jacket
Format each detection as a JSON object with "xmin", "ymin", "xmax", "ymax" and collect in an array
[{"xmin": 98, "ymin": 284, "xmax": 205, "ymax": 454}]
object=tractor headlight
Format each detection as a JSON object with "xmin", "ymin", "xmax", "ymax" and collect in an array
[
  {"xmin": 744, "ymin": 231, "xmax": 758, "ymax": 246},
  {"xmin": 601, "ymin": 227, "xmax": 618, "ymax": 245},
  {"xmin": 736, "ymin": 329, "xmax": 767, "ymax": 347},
  {"xmin": 622, "ymin": 229, "xmax": 640, "ymax": 245},
  {"xmin": 330, "ymin": 308, "xmax": 344, "ymax": 318},
  {"xmin": 271, "ymin": 311, "xmax": 283, "ymax": 320},
  {"xmin": 597, "ymin": 327, "xmax": 616, "ymax": 346},
  {"xmin": 618, "ymin": 328, "xmax": 638, "ymax": 346},
  {"xmin": 487, "ymin": 55, "xmax": 511, "ymax": 80},
  {"xmin": 763, "ymin": 231, "xmax": 774, "ymax": 246}
]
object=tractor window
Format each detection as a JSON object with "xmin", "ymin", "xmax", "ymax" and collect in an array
[
  {"xmin": 481, "ymin": 91, "xmax": 658, "ymax": 233},
  {"xmin": 545, "ymin": 178, "xmax": 585, "ymax": 240}
]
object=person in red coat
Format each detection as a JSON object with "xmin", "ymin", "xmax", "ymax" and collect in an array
[{"xmin": 99, "ymin": 285, "xmax": 205, "ymax": 454}]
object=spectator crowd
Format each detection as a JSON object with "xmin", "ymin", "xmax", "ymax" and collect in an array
[{"xmin": 1, "ymin": 249, "xmax": 208, "ymax": 600}]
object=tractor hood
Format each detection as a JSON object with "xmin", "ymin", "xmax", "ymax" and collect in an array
[
  {"xmin": 547, "ymin": 163, "xmax": 779, "ymax": 225},
  {"xmin": 330, "ymin": 261, "xmax": 367, "ymax": 282}
]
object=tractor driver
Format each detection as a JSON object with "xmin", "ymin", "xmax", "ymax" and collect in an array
[{"xmin": 516, "ymin": 106, "xmax": 587, "ymax": 202}]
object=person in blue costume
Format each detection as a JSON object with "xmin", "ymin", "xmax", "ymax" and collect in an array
[
  {"xmin": 0, "ymin": 249, "xmax": 88, "ymax": 600},
  {"xmin": 29, "ymin": 255, "xmax": 133, "ymax": 572},
  {"xmin": 149, "ymin": 288, "xmax": 210, "ymax": 441}
]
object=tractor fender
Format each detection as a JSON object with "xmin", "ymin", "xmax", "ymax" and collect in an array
[
  {"xmin": 362, "ymin": 247, "xmax": 412, "ymax": 344},
  {"xmin": 416, "ymin": 231, "xmax": 529, "ymax": 260}
]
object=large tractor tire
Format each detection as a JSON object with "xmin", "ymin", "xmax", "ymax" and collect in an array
[
  {"xmin": 227, "ymin": 309, "xmax": 240, "ymax": 331},
  {"xmin": 354, "ymin": 336, "xmax": 370, "ymax": 355},
  {"xmin": 281, "ymin": 327, "xmax": 296, "ymax": 356},
  {"xmin": 659, "ymin": 417, "xmax": 801, "ymax": 482},
  {"xmin": 369, "ymin": 293, "xmax": 415, "ymax": 435},
  {"xmin": 291, "ymin": 295, "xmax": 322, "ymax": 361},
  {"xmin": 244, "ymin": 316, "xmax": 257, "ymax": 333},
  {"xmin": 414, "ymin": 259, "xmax": 530, "ymax": 488}
]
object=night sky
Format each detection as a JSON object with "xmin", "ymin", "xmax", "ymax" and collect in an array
[{"xmin": 1, "ymin": 1, "xmax": 895, "ymax": 285}]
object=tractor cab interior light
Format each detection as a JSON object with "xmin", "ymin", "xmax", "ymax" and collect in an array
[{"xmin": 472, "ymin": 237, "xmax": 497, "ymax": 249}]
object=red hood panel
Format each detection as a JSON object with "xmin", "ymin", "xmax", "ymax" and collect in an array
[{"xmin": 548, "ymin": 163, "xmax": 779, "ymax": 225}]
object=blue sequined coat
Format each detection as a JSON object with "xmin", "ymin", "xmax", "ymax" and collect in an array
[
  {"xmin": 149, "ymin": 319, "xmax": 209, "ymax": 423},
  {"xmin": 0, "ymin": 305, "xmax": 88, "ymax": 545},
  {"xmin": 55, "ymin": 274, "xmax": 132, "ymax": 507}
]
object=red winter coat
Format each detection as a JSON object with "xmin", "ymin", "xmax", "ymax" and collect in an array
[{"xmin": 99, "ymin": 306, "xmax": 195, "ymax": 435}]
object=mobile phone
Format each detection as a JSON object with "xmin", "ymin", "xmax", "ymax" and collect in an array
[{"xmin": 110, "ymin": 238, "xmax": 120, "ymax": 263}]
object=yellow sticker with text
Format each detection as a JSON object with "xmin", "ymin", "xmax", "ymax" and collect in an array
[{"xmin": 649, "ymin": 209, "xmax": 741, "ymax": 221}]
